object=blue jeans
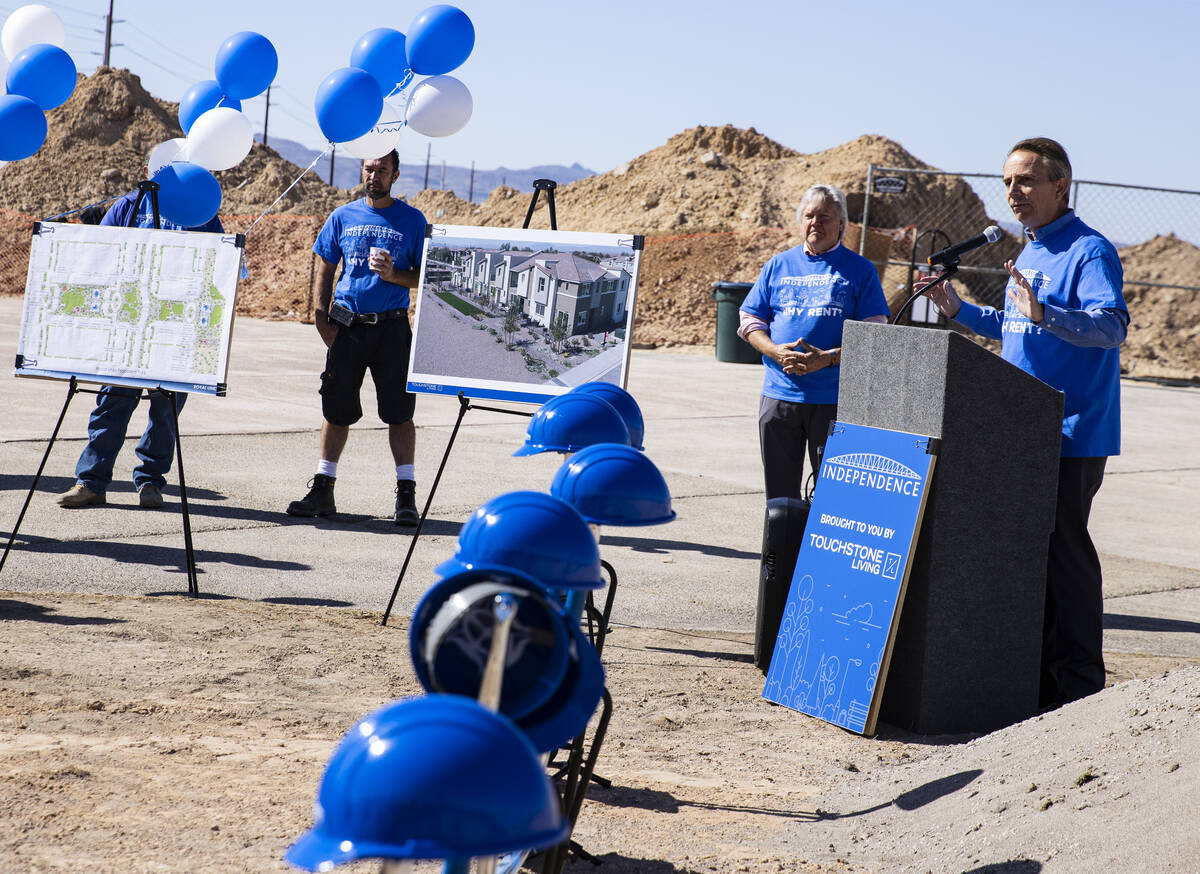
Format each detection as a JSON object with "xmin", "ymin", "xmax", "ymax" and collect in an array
[{"xmin": 75, "ymin": 386, "xmax": 187, "ymax": 492}]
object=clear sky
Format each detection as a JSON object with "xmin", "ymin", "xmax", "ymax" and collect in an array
[{"xmin": 4, "ymin": 0, "xmax": 1199, "ymax": 191}]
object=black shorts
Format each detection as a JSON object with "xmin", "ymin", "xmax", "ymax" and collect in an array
[{"xmin": 320, "ymin": 317, "xmax": 416, "ymax": 426}]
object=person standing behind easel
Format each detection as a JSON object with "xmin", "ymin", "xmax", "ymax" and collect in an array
[
  {"xmin": 57, "ymin": 160, "xmax": 226, "ymax": 511},
  {"xmin": 285, "ymin": 149, "xmax": 428, "ymax": 526}
]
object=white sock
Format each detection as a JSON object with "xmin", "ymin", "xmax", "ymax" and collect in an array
[
  {"xmin": 395, "ymin": 464, "xmax": 415, "ymax": 482},
  {"xmin": 317, "ymin": 460, "xmax": 338, "ymax": 478}
]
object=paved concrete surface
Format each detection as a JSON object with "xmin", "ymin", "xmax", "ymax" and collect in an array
[{"xmin": 1, "ymin": 297, "xmax": 1198, "ymax": 662}]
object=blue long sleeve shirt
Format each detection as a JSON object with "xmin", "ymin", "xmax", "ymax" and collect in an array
[{"xmin": 954, "ymin": 210, "xmax": 1128, "ymax": 457}]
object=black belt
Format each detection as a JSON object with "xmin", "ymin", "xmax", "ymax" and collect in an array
[{"xmin": 350, "ymin": 308, "xmax": 407, "ymax": 325}]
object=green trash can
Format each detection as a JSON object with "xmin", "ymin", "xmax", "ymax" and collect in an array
[{"xmin": 712, "ymin": 282, "xmax": 762, "ymax": 364}]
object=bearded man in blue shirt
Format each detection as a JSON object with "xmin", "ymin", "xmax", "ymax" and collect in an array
[
  {"xmin": 927, "ymin": 137, "xmax": 1129, "ymax": 711},
  {"xmin": 286, "ymin": 149, "xmax": 427, "ymax": 526}
]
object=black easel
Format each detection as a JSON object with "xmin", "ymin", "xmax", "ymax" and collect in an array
[
  {"xmin": 380, "ymin": 180, "xmax": 560, "ymax": 626},
  {"xmin": 1, "ymin": 181, "xmax": 201, "ymax": 596}
]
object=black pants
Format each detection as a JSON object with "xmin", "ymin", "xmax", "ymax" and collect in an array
[
  {"xmin": 758, "ymin": 396, "xmax": 837, "ymax": 500},
  {"xmin": 1041, "ymin": 456, "xmax": 1108, "ymax": 709}
]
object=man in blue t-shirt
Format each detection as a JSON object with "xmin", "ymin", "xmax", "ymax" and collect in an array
[
  {"xmin": 57, "ymin": 182, "xmax": 226, "ymax": 511},
  {"xmin": 738, "ymin": 184, "xmax": 891, "ymax": 500},
  {"xmin": 927, "ymin": 137, "xmax": 1129, "ymax": 711},
  {"xmin": 286, "ymin": 149, "xmax": 428, "ymax": 526}
]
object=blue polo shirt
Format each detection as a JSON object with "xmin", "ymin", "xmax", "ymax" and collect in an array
[
  {"xmin": 313, "ymin": 198, "xmax": 427, "ymax": 313},
  {"xmin": 740, "ymin": 243, "xmax": 889, "ymax": 404},
  {"xmin": 954, "ymin": 210, "xmax": 1127, "ymax": 457}
]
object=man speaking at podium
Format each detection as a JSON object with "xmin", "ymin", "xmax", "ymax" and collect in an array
[
  {"xmin": 737, "ymin": 184, "xmax": 890, "ymax": 500},
  {"xmin": 926, "ymin": 137, "xmax": 1129, "ymax": 711}
]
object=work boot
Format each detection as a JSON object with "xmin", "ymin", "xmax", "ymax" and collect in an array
[
  {"xmin": 138, "ymin": 483, "xmax": 164, "ymax": 509},
  {"xmin": 287, "ymin": 474, "xmax": 336, "ymax": 517},
  {"xmin": 58, "ymin": 483, "xmax": 105, "ymax": 508},
  {"xmin": 394, "ymin": 479, "xmax": 419, "ymax": 526}
]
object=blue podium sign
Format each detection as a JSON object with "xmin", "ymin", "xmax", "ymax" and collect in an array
[{"xmin": 763, "ymin": 422, "xmax": 938, "ymax": 735}]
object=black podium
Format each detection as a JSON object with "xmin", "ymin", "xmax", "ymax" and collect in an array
[{"xmin": 837, "ymin": 321, "xmax": 1064, "ymax": 734}]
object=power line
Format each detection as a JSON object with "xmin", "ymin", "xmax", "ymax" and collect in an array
[
  {"xmin": 44, "ymin": 0, "xmax": 102, "ymax": 17},
  {"xmin": 118, "ymin": 19, "xmax": 210, "ymax": 77},
  {"xmin": 119, "ymin": 44, "xmax": 195, "ymax": 86}
]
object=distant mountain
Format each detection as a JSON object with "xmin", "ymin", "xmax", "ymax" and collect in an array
[{"xmin": 255, "ymin": 134, "xmax": 596, "ymax": 201}]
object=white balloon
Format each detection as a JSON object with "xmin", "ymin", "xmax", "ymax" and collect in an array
[
  {"xmin": 341, "ymin": 102, "xmax": 403, "ymax": 159},
  {"xmin": 146, "ymin": 137, "xmax": 188, "ymax": 178},
  {"xmin": 185, "ymin": 106, "xmax": 253, "ymax": 172},
  {"xmin": 405, "ymin": 75, "xmax": 472, "ymax": 138},
  {"xmin": 340, "ymin": 102, "xmax": 405, "ymax": 158},
  {"xmin": 1, "ymin": 4, "xmax": 66, "ymax": 61}
]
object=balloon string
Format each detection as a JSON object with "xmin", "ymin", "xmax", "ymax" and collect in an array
[
  {"xmin": 244, "ymin": 144, "xmax": 332, "ymax": 235},
  {"xmin": 384, "ymin": 69, "xmax": 415, "ymax": 103}
]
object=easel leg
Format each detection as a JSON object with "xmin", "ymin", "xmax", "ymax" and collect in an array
[
  {"xmin": 161, "ymin": 387, "xmax": 199, "ymax": 597},
  {"xmin": 380, "ymin": 393, "xmax": 472, "ymax": 626},
  {"xmin": 543, "ymin": 690, "xmax": 614, "ymax": 874},
  {"xmin": 0, "ymin": 377, "xmax": 79, "ymax": 577}
]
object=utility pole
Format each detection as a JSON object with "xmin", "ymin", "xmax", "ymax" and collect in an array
[
  {"xmin": 102, "ymin": 0, "xmax": 116, "ymax": 66},
  {"xmin": 423, "ymin": 143, "xmax": 431, "ymax": 189},
  {"xmin": 262, "ymin": 85, "xmax": 271, "ymax": 147},
  {"xmin": 329, "ymin": 145, "xmax": 335, "ymax": 186},
  {"xmin": 468, "ymin": 160, "xmax": 475, "ymax": 203},
  {"xmin": 440, "ymin": 160, "xmax": 445, "ymax": 190}
]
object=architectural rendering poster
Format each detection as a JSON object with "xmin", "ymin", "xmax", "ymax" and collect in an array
[
  {"xmin": 408, "ymin": 224, "xmax": 642, "ymax": 404},
  {"xmin": 763, "ymin": 422, "xmax": 937, "ymax": 736}
]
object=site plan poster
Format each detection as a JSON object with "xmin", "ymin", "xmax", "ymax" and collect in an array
[
  {"xmin": 763, "ymin": 422, "xmax": 937, "ymax": 736},
  {"xmin": 15, "ymin": 222, "xmax": 243, "ymax": 395},
  {"xmin": 408, "ymin": 224, "xmax": 642, "ymax": 404}
]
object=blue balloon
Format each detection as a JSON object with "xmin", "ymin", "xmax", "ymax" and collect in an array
[
  {"xmin": 0, "ymin": 94, "xmax": 47, "ymax": 161},
  {"xmin": 313, "ymin": 67, "xmax": 382, "ymax": 143},
  {"xmin": 178, "ymin": 80, "xmax": 241, "ymax": 134},
  {"xmin": 152, "ymin": 162, "xmax": 222, "ymax": 228},
  {"xmin": 406, "ymin": 5, "xmax": 475, "ymax": 75},
  {"xmin": 350, "ymin": 27, "xmax": 410, "ymax": 95},
  {"xmin": 5, "ymin": 43, "xmax": 76, "ymax": 111},
  {"xmin": 214, "ymin": 31, "xmax": 277, "ymax": 100}
]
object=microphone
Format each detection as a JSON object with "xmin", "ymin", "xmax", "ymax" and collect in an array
[{"xmin": 927, "ymin": 226, "xmax": 1002, "ymax": 268}]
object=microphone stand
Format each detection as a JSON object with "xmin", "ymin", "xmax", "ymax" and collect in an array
[{"xmin": 890, "ymin": 260, "xmax": 957, "ymax": 325}]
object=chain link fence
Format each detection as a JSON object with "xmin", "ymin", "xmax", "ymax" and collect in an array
[{"xmin": 856, "ymin": 165, "xmax": 1200, "ymax": 321}]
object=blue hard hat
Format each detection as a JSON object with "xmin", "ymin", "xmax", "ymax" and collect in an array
[
  {"xmin": 515, "ymin": 614, "xmax": 605, "ymax": 753},
  {"xmin": 435, "ymin": 491, "xmax": 605, "ymax": 591},
  {"xmin": 570, "ymin": 382, "xmax": 645, "ymax": 450},
  {"xmin": 284, "ymin": 695, "xmax": 568, "ymax": 870},
  {"xmin": 409, "ymin": 567, "xmax": 572, "ymax": 720},
  {"xmin": 513, "ymin": 392, "xmax": 630, "ymax": 457},
  {"xmin": 550, "ymin": 443, "xmax": 676, "ymax": 526}
]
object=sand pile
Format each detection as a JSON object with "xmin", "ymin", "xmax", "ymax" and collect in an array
[
  {"xmin": 0, "ymin": 67, "xmax": 350, "ymax": 219},
  {"xmin": 0, "ymin": 68, "xmax": 352, "ymax": 316},
  {"xmin": 1117, "ymin": 234, "xmax": 1200, "ymax": 382},
  {"xmin": 408, "ymin": 125, "xmax": 994, "ymax": 240},
  {"xmin": 0, "ymin": 69, "xmax": 1196, "ymax": 380}
]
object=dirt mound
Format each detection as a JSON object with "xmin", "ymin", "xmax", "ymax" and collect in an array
[
  {"xmin": 403, "ymin": 126, "xmax": 994, "ymax": 243},
  {"xmin": 0, "ymin": 67, "xmax": 350, "ymax": 219},
  {"xmin": 2, "ymin": 79, "xmax": 1197, "ymax": 381},
  {"xmin": 1118, "ymin": 234, "xmax": 1200, "ymax": 381}
]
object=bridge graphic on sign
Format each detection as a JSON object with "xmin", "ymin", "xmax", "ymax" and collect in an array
[{"xmin": 824, "ymin": 453, "xmax": 921, "ymax": 480}]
